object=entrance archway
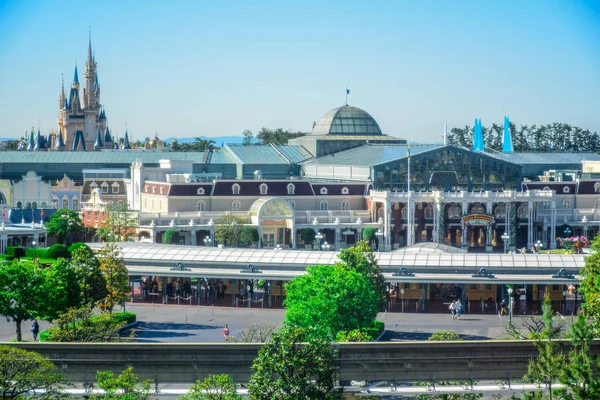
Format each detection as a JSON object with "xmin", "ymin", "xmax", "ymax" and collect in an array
[{"xmin": 250, "ymin": 197, "xmax": 296, "ymax": 249}]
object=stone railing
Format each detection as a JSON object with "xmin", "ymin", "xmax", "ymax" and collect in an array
[{"xmin": 370, "ymin": 189, "xmax": 553, "ymax": 201}]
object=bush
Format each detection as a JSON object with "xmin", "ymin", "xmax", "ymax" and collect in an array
[
  {"xmin": 25, "ymin": 247, "xmax": 48, "ymax": 259},
  {"xmin": 39, "ymin": 312, "xmax": 136, "ymax": 342},
  {"xmin": 162, "ymin": 229, "xmax": 181, "ymax": 244},
  {"xmin": 46, "ymin": 244, "xmax": 71, "ymax": 259},
  {"xmin": 428, "ymin": 330, "xmax": 463, "ymax": 341},
  {"xmin": 68, "ymin": 242, "xmax": 90, "ymax": 253},
  {"xmin": 300, "ymin": 228, "xmax": 316, "ymax": 245},
  {"xmin": 363, "ymin": 320, "xmax": 385, "ymax": 340},
  {"xmin": 5, "ymin": 246, "xmax": 25, "ymax": 258}
]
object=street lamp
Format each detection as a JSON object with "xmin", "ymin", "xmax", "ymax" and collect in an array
[
  {"xmin": 375, "ymin": 228, "xmax": 384, "ymax": 250},
  {"xmin": 203, "ymin": 235, "xmax": 212, "ymax": 247},
  {"xmin": 274, "ymin": 244, "xmax": 282, "ymax": 251},
  {"xmin": 507, "ymin": 287, "xmax": 513, "ymax": 324},
  {"xmin": 534, "ymin": 240, "xmax": 543, "ymax": 253},
  {"xmin": 501, "ymin": 232, "xmax": 510, "ymax": 254},
  {"xmin": 564, "ymin": 227, "xmax": 572, "ymax": 237},
  {"xmin": 315, "ymin": 231, "xmax": 324, "ymax": 251},
  {"xmin": 31, "ymin": 240, "xmax": 37, "ymax": 264},
  {"xmin": 321, "ymin": 241, "xmax": 331, "ymax": 251}
]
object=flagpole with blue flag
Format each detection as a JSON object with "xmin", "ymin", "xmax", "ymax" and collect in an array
[
  {"xmin": 407, "ymin": 143, "xmax": 412, "ymax": 247},
  {"xmin": 345, "ymin": 88, "xmax": 350, "ymax": 106}
]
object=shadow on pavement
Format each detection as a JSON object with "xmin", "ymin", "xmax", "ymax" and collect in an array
[
  {"xmin": 381, "ymin": 331, "xmax": 490, "ymax": 341},
  {"xmin": 134, "ymin": 322, "xmax": 220, "ymax": 331}
]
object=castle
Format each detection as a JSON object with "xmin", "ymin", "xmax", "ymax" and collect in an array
[{"xmin": 25, "ymin": 33, "xmax": 130, "ymax": 152}]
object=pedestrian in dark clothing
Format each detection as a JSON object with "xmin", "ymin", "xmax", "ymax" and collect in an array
[{"xmin": 31, "ymin": 320, "xmax": 40, "ymax": 341}]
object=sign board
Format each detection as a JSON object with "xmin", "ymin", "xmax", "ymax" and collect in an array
[{"xmin": 461, "ymin": 214, "xmax": 494, "ymax": 226}]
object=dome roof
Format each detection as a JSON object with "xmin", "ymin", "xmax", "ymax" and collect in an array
[{"xmin": 311, "ymin": 105, "xmax": 383, "ymax": 136}]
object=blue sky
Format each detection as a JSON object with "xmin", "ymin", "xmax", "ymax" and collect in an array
[{"xmin": 0, "ymin": 0, "xmax": 598, "ymax": 142}]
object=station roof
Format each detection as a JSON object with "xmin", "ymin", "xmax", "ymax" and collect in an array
[
  {"xmin": 0, "ymin": 150, "xmax": 205, "ymax": 164},
  {"xmin": 485, "ymin": 152, "xmax": 600, "ymax": 165},
  {"xmin": 304, "ymin": 144, "xmax": 443, "ymax": 167},
  {"xmin": 223, "ymin": 144, "xmax": 313, "ymax": 165}
]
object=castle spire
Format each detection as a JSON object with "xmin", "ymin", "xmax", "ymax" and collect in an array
[
  {"xmin": 87, "ymin": 27, "xmax": 93, "ymax": 65},
  {"xmin": 122, "ymin": 126, "xmax": 131, "ymax": 149},
  {"xmin": 104, "ymin": 126, "xmax": 112, "ymax": 144},
  {"xmin": 55, "ymin": 127, "xmax": 65, "ymax": 150},
  {"xmin": 59, "ymin": 73, "xmax": 65, "ymax": 109},
  {"xmin": 73, "ymin": 65, "xmax": 79, "ymax": 85},
  {"xmin": 94, "ymin": 127, "xmax": 104, "ymax": 150}
]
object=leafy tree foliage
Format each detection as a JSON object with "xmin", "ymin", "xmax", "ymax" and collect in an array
[
  {"xmin": 94, "ymin": 366, "xmax": 151, "ymax": 400},
  {"xmin": 226, "ymin": 323, "xmax": 277, "ymax": 343},
  {"xmin": 334, "ymin": 329, "xmax": 371, "ymax": 342},
  {"xmin": 0, "ymin": 140, "xmax": 19, "ymax": 151},
  {"xmin": 239, "ymin": 226, "xmax": 259, "ymax": 246},
  {"xmin": 525, "ymin": 339, "xmax": 565, "ymax": 400},
  {"xmin": 162, "ymin": 229, "xmax": 182, "ymax": 245},
  {"xmin": 428, "ymin": 330, "xmax": 463, "ymax": 341},
  {"xmin": 337, "ymin": 241, "xmax": 386, "ymax": 309},
  {"xmin": 97, "ymin": 203, "xmax": 139, "ymax": 242},
  {"xmin": 214, "ymin": 215, "xmax": 245, "ymax": 247},
  {"xmin": 256, "ymin": 127, "xmax": 306, "ymax": 145},
  {"xmin": 45, "ymin": 208, "xmax": 84, "ymax": 244},
  {"xmin": 0, "ymin": 345, "xmax": 65, "ymax": 400},
  {"xmin": 44, "ymin": 307, "xmax": 131, "ymax": 342},
  {"xmin": 579, "ymin": 246, "xmax": 600, "ymax": 336},
  {"xmin": 97, "ymin": 243, "xmax": 130, "ymax": 314},
  {"xmin": 248, "ymin": 326, "xmax": 343, "ymax": 400},
  {"xmin": 71, "ymin": 246, "xmax": 109, "ymax": 306},
  {"xmin": 170, "ymin": 137, "xmax": 217, "ymax": 152},
  {"xmin": 42, "ymin": 259, "xmax": 83, "ymax": 320},
  {"xmin": 300, "ymin": 228, "xmax": 316, "ymax": 248},
  {"xmin": 182, "ymin": 374, "xmax": 240, "ymax": 400},
  {"xmin": 242, "ymin": 129, "xmax": 254, "ymax": 146},
  {"xmin": 284, "ymin": 264, "xmax": 378, "ymax": 340},
  {"xmin": 446, "ymin": 122, "xmax": 600, "ymax": 153}
]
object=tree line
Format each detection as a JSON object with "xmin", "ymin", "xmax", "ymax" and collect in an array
[{"xmin": 447, "ymin": 122, "xmax": 600, "ymax": 153}]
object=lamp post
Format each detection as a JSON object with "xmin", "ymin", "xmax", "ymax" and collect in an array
[
  {"xmin": 321, "ymin": 241, "xmax": 331, "ymax": 251},
  {"xmin": 507, "ymin": 287, "xmax": 513, "ymax": 324},
  {"xmin": 315, "ymin": 231, "xmax": 324, "ymax": 251},
  {"xmin": 31, "ymin": 240, "xmax": 37, "ymax": 264},
  {"xmin": 501, "ymin": 232, "xmax": 510, "ymax": 254},
  {"xmin": 564, "ymin": 227, "xmax": 572, "ymax": 237},
  {"xmin": 274, "ymin": 244, "xmax": 282, "ymax": 251},
  {"xmin": 534, "ymin": 240, "xmax": 543, "ymax": 253},
  {"xmin": 375, "ymin": 229, "xmax": 384, "ymax": 251},
  {"xmin": 203, "ymin": 235, "xmax": 212, "ymax": 247}
]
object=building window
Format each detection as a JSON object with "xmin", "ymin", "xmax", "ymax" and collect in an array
[
  {"xmin": 87, "ymin": 213, "xmax": 91, "ymax": 222},
  {"xmin": 517, "ymin": 205, "xmax": 528, "ymax": 219},
  {"xmin": 287, "ymin": 200, "xmax": 295, "ymax": 210},
  {"xmin": 319, "ymin": 200, "xmax": 328, "ymax": 211},
  {"xmin": 563, "ymin": 199, "xmax": 570, "ymax": 209},
  {"xmin": 196, "ymin": 200, "xmax": 206, "ymax": 212},
  {"xmin": 543, "ymin": 201, "xmax": 550, "ymax": 210},
  {"xmin": 232, "ymin": 200, "xmax": 241, "ymax": 211},
  {"xmin": 95, "ymin": 213, "xmax": 98, "ymax": 222},
  {"xmin": 424, "ymin": 206, "xmax": 433, "ymax": 219},
  {"xmin": 72, "ymin": 198, "xmax": 79, "ymax": 210},
  {"xmin": 62, "ymin": 197, "xmax": 69, "ymax": 209},
  {"xmin": 232, "ymin": 184, "xmax": 240, "ymax": 195},
  {"xmin": 563, "ymin": 186, "xmax": 570, "ymax": 193},
  {"xmin": 17, "ymin": 201, "xmax": 22, "ymax": 209},
  {"xmin": 595, "ymin": 183, "xmax": 600, "ymax": 193},
  {"xmin": 470, "ymin": 204, "xmax": 484, "ymax": 214},
  {"xmin": 26, "ymin": 202, "xmax": 31, "ymax": 209},
  {"xmin": 341, "ymin": 199, "xmax": 349, "ymax": 211},
  {"xmin": 260, "ymin": 183, "xmax": 268, "ymax": 195},
  {"xmin": 101, "ymin": 182, "xmax": 109, "ymax": 193},
  {"xmin": 32, "ymin": 202, "xmax": 38, "ymax": 209},
  {"xmin": 52, "ymin": 198, "xmax": 58, "ymax": 209},
  {"xmin": 494, "ymin": 205, "xmax": 506, "ymax": 218},
  {"xmin": 197, "ymin": 188, "xmax": 205, "ymax": 195},
  {"xmin": 320, "ymin": 187, "xmax": 328, "ymax": 195},
  {"xmin": 287, "ymin": 184, "xmax": 295, "ymax": 195},
  {"xmin": 341, "ymin": 187, "xmax": 349, "ymax": 195},
  {"xmin": 112, "ymin": 185, "xmax": 120, "ymax": 194},
  {"xmin": 90, "ymin": 181, "xmax": 98, "ymax": 189},
  {"xmin": 448, "ymin": 205, "xmax": 461, "ymax": 218},
  {"xmin": 401, "ymin": 207, "xmax": 408, "ymax": 219}
]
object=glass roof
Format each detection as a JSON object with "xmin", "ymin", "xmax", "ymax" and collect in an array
[
  {"xmin": 485, "ymin": 152, "xmax": 600, "ymax": 165},
  {"xmin": 306, "ymin": 144, "xmax": 442, "ymax": 167},
  {"xmin": 312, "ymin": 105, "xmax": 383, "ymax": 136},
  {"xmin": 249, "ymin": 197, "xmax": 294, "ymax": 217},
  {"xmin": 224, "ymin": 145, "xmax": 290, "ymax": 164}
]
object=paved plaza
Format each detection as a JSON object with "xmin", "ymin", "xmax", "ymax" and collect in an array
[{"xmin": 0, "ymin": 303, "xmax": 576, "ymax": 343}]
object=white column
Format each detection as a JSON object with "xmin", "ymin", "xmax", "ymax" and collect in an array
[
  {"xmin": 527, "ymin": 201, "xmax": 534, "ymax": 249},
  {"xmin": 335, "ymin": 228, "xmax": 341, "ymax": 250},
  {"xmin": 384, "ymin": 201, "xmax": 391, "ymax": 251},
  {"xmin": 291, "ymin": 221, "xmax": 296, "ymax": 249},
  {"xmin": 0, "ymin": 234, "xmax": 7, "ymax": 254},
  {"xmin": 432, "ymin": 202, "xmax": 439, "ymax": 243},
  {"xmin": 190, "ymin": 230, "xmax": 197, "ymax": 246},
  {"xmin": 550, "ymin": 202, "xmax": 557, "ymax": 249}
]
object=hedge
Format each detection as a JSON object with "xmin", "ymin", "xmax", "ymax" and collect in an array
[
  {"xmin": 39, "ymin": 312, "xmax": 137, "ymax": 342},
  {"xmin": 68, "ymin": 242, "xmax": 90, "ymax": 253},
  {"xmin": 5, "ymin": 246, "xmax": 25, "ymax": 258},
  {"xmin": 45, "ymin": 244, "xmax": 71, "ymax": 259},
  {"xmin": 363, "ymin": 320, "xmax": 385, "ymax": 340},
  {"xmin": 25, "ymin": 247, "xmax": 48, "ymax": 259}
]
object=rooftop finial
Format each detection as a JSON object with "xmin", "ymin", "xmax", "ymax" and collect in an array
[
  {"xmin": 345, "ymin": 87, "xmax": 350, "ymax": 106},
  {"xmin": 88, "ymin": 26, "xmax": 93, "ymax": 63}
]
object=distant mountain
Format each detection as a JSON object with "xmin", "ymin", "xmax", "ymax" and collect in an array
[
  {"xmin": 0, "ymin": 137, "xmax": 17, "ymax": 141},
  {"xmin": 163, "ymin": 136, "xmax": 245, "ymax": 145}
]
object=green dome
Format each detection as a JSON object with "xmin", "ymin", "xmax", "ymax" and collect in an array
[{"xmin": 311, "ymin": 105, "xmax": 383, "ymax": 136}]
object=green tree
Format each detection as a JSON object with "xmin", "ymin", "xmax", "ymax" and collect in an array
[
  {"xmin": 71, "ymin": 246, "xmax": 109, "ymax": 306},
  {"xmin": 248, "ymin": 326, "xmax": 343, "ymax": 400},
  {"xmin": 97, "ymin": 243, "xmax": 130, "ymax": 314},
  {"xmin": 97, "ymin": 203, "xmax": 139, "ymax": 242},
  {"xmin": 162, "ymin": 229, "xmax": 182, "ymax": 245},
  {"xmin": 580, "ymin": 246, "xmax": 600, "ymax": 336},
  {"xmin": 0, "ymin": 345, "xmax": 65, "ymax": 400},
  {"xmin": 428, "ymin": 330, "xmax": 463, "ymax": 341},
  {"xmin": 284, "ymin": 264, "xmax": 378, "ymax": 340},
  {"xmin": 94, "ymin": 366, "xmax": 151, "ymax": 400},
  {"xmin": 45, "ymin": 208, "xmax": 84, "ymax": 245},
  {"xmin": 361, "ymin": 227, "xmax": 377, "ymax": 247},
  {"xmin": 300, "ymin": 228, "xmax": 315, "ymax": 248},
  {"xmin": 41, "ymin": 258, "xmax": 83, "ymax": 321},
  {"xmin": 337, "ymin": 241, "xmax": 386, "ymax": 310},
  {"xmin": 256, "ymin": 127, "xmax": 306, "ymax": 145},
  {"xmin": 239, "ymin": 226, "xmax": 259, "ymax": 247},
  {"xmin": 0, "ymin": 140, "xmax": 19, "ymax": 151},
  {"xmin": 525, "ymin": 338, "xmax": 565, "ymax": 400},
  {"xmin": 242, "ymin": 129, "xmax": 254, "ymax": 146},
  {"xmin": 334, "ymin": 329, "xmax": 371, "ymax": 342},
  {"xmin": 214, "ymin": 215, "xmax": 245, "ymax": 247},
  {"xmin": 171, "ymin": 137, "xmax": 217, "ymax": 152},
  {"xmin": 44, "ymin": 307, "xmax": 131, "ymax": 342},
  {"xmin": 182, "ymin": 374, "xmax": 240, "ymax": 400}
]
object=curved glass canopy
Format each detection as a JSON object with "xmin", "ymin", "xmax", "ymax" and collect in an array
[{"xmin": 312, "ymin": 105, "xmax": 383, "ymax": 136}]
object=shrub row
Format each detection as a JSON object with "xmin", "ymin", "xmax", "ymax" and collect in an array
[
  {"xmin": 39, "ymin": 312, "xmax": 137, "ymax": 342},
  {"xmin": 4, "ymin": 242, "xmax": 89, "ymax": 259}
]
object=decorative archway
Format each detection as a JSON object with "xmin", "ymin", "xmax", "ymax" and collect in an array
[{"xmin": 249, "ymin": 197, "xmax": 296, "ymax": 249}]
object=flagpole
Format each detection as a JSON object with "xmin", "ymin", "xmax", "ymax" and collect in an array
[
  {"xmin": 345, "ymin": 87, "xmax": 348, "ymax": 106},
  {"xmin": 407, "ymin": 143, "xmax": 411, "ymax": 247}
]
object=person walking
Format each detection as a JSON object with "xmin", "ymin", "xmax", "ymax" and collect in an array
[
  {"xmin": 222, "ymin": 325, "xmax": 230, "ymax": 341},
  {"xmin": 455, "ymin": 299, "xmax": 463, "ymax": 320},
  {"xmin": 31, "ymin": 320, "xmax": 40, "ymax": 341},
  {"xmin": 449, "ymin": 300, "xmax": 456, "ymax": 320}
]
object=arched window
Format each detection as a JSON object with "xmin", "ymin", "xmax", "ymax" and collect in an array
[
  {"xmin": 40, "ymin": 201, "xmax": 47, "ymax": 207},
  {"xmin": 448, "ymin": 205, "xmax": 461, "ymax": 218},
  {"xmin": 62, "ymin": 196, "xmax": 69, "ymax": 209},
  {"xmin": 32, "ymin": 202, "xmax": 38, "ymax": 209},
  {"xmin": 260, "ymin": 183, "xmax": 268, "ymax": 195},
  {"xmin": 72, "ymin": 196, "xmax": 79, "ymax": 210},
  {"xmin": 401, "ymin": 207, "xmax": 408, "ymax": 219},
  {"xmin": 196, "ymin": 200, "xmax": 206, "ymax": 212},
  {"xmin": 287, "ymin": 200, "xmax": 295, "ymax": 210},
  {"xmin": 320, "ymin": 187, "xmax": 328, "ymax": 195},
  {"xmin": 563, "ymin": 199, "xmax": 570, "ymax": 209},
  {"xmin": 517, "ymin": 205, "xmax": 528, "ymax": 219},
  {"xmin": 232, "ymin": 184, "xmax": 240, "ymax": 195},
  {"xmin": 287, "ymin": 183, "xmax": 295, "ymax": 195},
  {"xmin": 595, "ymin": 183, "xmax": 600, "ymax": 193},
  {"xmin": 341, "ymin": 187, "xmax": 349, "ymax": 195},
  {"xmin": 563, "ymin": 186, "xmax": 570, "ymax": 194},
  {"xmin": 470, "ymin": 204, "xmax": 484, "ymax": 214},
  {"xmin": 494, "ymin": 205, "xmax": 506, "ymax": 218},
  {"xmin": 424, "ymin": 206, "xmax": 433, "ymax": 219},
  {"xmin": 101, "ymin": 182, "xmax": 109, "ymax": 194},
  {"xmin": 232, "ymin": 200, "xmax": 241, "ymax": 211},
  {"xmin": 25, "ymin": 202, "xmax": 31, "ymax": 209},
  {"xmin": 341, "ymin": 199, "xmax": 349, "ymax": 211},
  {"xmin": 543, "ymin": 186, "xmax": 551, "ymax": 191},
  {"xmin": 17, "ymin": 201, "xmax": 22, "ymax": 209},
  {"xmin": 594, "ymin": 198, "xmax": 600, "ymax": 209},
  {"xmin": 197, "ymin": 188, "xmax": 205, "ymax": 195},
  {"xmin": 319, "ymin": 200, "xmax": 328, "ymax": 211}
]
